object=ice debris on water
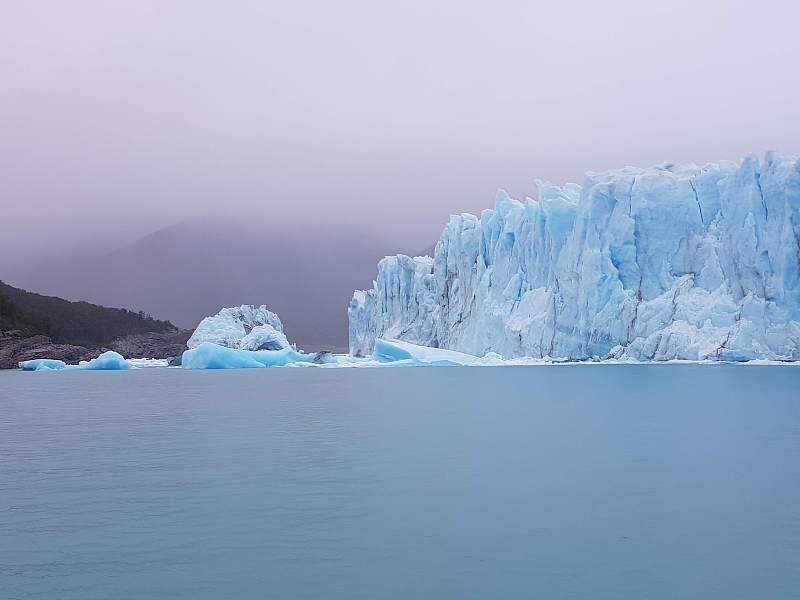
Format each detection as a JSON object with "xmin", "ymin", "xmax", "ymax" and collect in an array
[{"xmin": 20, "ymin": 351, "xmax": 133, "ymax": 371}]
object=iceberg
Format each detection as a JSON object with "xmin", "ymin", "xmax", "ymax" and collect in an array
[
  {"xmin": 180, "ymin": 342, "xmax": 312, "ymax": 369},
  {"xmin": 19, "ymin": 358, "xmax": 70, "ymax": 371},
  {"xmin": 372, "ymin": 338, "xmax": 485, "ymax": 366},
  {"xmin": 77, "ymin": 351, "xmax": 133, "ymax": 370},
  {"xmin": 181, "ymin": 305, "xmax": 321, "ymax": 369},
  {"xmin": 187, "ymin": 305, "xmax": 292, "ymax": 351},
  {"xmin": 20, "ymin": 351, "xmax": 133, "ymax": 371},
  {"xmin": 349, "ymin": 153, "xmax": 800, "ymax": 362}
]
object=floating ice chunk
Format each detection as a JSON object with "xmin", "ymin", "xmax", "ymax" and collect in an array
[
  {"xmin": 248, "ymin": 348, "xmax": 312, "ymax": 368},
  {"xmin": 19, "ymin": 358, "xmax": 69, "ymax": 371},
  {"xmin": 372, "ymin": 338, "xmax": 484, "ymax": 366},
  {"xmin": 20, "ymin": 351, "xmax": 132, "ymax": 371},
  {"xmin": 181, "ymin": 343, "xmax": 266, "ymax": 369},
  {"xmin": 127, "ymin": 358, "xmax": 170, "ymax": 368},
  {"xmin": 180, "ymin": 342, "xmax": 312, "ymax": 369},
  {"xmin": 75, "ymin": 351, "xmax": 133, "ymax": 370}
]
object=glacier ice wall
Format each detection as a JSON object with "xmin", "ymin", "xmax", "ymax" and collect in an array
[{"xmin": 349, "ymin": 153, "xmax": 800, "ymax": 361}]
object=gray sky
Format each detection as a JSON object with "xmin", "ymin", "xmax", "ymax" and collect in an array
[{"xmin": 2, "ymin": 0, "xmax": 799, "ymax": 265}]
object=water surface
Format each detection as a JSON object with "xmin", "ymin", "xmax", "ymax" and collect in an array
[{"xmin": 1, "ymin": 365, "xmax": 799, "ymax": 599}]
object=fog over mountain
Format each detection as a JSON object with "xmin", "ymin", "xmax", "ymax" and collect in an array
[
  {"xmin": 1, "ymin": 1, "xmax": 798, "ymax": 346},
  {"xmin": 5, "ymin": 218, "xmax": 414, "ymax": 349},
  {"xmin": 3, "ymin": 1, "xmax": 799, "ymax": 253}
]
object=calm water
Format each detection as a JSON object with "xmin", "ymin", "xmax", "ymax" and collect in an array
[{"xmin": 1, "ymin": 365, "xmax": 799, "ymax": 599}]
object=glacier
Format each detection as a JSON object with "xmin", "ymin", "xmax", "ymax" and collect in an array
[
  {"xmin": 187, "ymin": 305, "xmax": 292, "ymax": 351},
  {"xmin": 349, "ymin": 152, "xmax": 800, "ymax": 362}
]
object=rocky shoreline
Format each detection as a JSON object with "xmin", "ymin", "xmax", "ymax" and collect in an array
[{"xmin": 0, "ymin": 329, "xmax": 192, "ymax": 369}]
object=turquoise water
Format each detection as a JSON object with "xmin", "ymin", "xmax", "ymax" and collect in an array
[{"xmin": 1, "ymin": 365, "xmax": 799, "ymax": 599}]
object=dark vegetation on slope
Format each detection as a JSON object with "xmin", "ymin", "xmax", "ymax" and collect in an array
[{"xmin": 0, "ymin": 280, "xmax": 175, "ymax": 347}]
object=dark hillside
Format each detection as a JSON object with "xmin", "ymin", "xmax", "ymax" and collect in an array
[{"xmin": 0, "ymin": 280, "xmax": 175, "ymax": 347}]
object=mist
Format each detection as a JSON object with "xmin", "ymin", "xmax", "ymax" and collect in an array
[{"xmin": 2, "ymin": 0, "xmax": 799, "ymax": 271}]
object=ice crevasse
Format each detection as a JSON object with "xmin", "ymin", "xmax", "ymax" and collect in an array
[{"xmin": 349, "ymin": 153, "xmax": 800, "ymax": 362}]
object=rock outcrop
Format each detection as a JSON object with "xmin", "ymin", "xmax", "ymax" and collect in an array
[
  {"xmin": 0, "ymin": 331, "xmax": 98, "ymax": 369},
  {"xmin": 108, "ymin": 329, "xmax": 192, "ymax": 360},
  {"xmin": 1, "ymin": 328, "xmax": 191, "ymax": 369}
]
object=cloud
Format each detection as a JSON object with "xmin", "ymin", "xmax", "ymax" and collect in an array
[{"xmin": 1, "ymin": 0, "xmax": 798, "ymax": 270}]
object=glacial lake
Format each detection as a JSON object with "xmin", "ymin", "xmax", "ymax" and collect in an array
[{"xmin": 1, "ymin": 365, "xmax": 799, "ymax": 599}]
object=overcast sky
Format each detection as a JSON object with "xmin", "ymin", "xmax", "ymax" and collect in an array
[{"xmin": 2, "ymin": 0, "xmax": 799, "ymax": 265}]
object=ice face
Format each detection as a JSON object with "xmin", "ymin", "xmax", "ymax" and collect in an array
[
  {"xmin": 187, "ymin": 305, "xmax": 290, "ymax": 351},
  {"xmin": 349, "ymin": 153, "xmax": 800, "ymax": 362}
]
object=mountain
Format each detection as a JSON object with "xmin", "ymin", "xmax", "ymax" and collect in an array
[
  {"xmin": 349, "ymin": 152, "xmax": 800, "ymax": 362},
  {"xmin": 6, "ymin": 219, "xmax": 411, "ymax": 350}
]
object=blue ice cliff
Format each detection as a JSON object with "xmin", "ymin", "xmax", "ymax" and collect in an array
[{"xmin": 349, "ymin": 153, "xmax": 800, "ymax": 362}]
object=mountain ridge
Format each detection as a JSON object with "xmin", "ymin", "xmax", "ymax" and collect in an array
[{"xmin": 5, "ymin": 219, "xmax": 415, "ymax": 348}]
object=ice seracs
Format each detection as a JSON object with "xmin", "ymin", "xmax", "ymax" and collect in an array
[
  {"xmin": 187, "ymin": 305, "xmax": 292, "ymax": 351},
  {"xmin": 349, "ymin": 152, "xmax": 800, "ymax": 362}
]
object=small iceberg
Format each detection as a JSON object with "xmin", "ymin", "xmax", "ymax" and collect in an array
[
  {"xmin": 78, "ymin": 351, "xmax": 133, "ymax": 370},
  {"xmin": 180, "ymin": 342, "xmax": 313, "ymax": 369},
  {"xmin": 372, "ymin": 338, "xmax": 486, "ymax": 366},
  {"xmin": 179, "ymin": 338, "xmax": 491, "ymax": 370},
  {"xmin": 20, "ymin": 351, "xmax": 133, "ymax": 371},
  {"xmin": 19, "ymin": 358, "xmax": 71, "ymax": 371}
]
